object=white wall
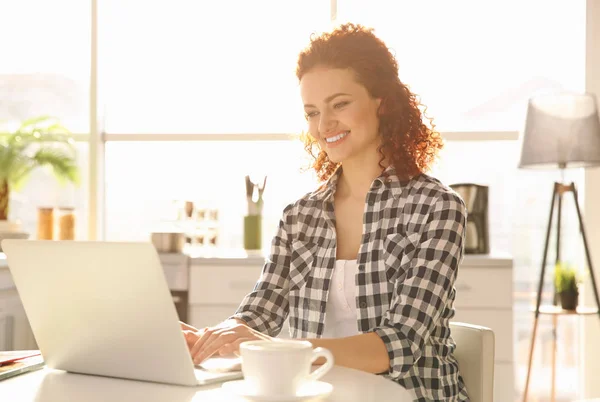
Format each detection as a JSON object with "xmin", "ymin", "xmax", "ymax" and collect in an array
[{"xmin": 583, "ymin": 0, "xmax": 600, "ymax": 397}]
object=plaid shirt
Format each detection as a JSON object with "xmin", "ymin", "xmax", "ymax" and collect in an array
[{"xmin": 233, "ymin": 166, "xmax": 470, "ymax": 401}]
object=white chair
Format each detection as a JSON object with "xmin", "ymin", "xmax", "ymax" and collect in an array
[{"xmin": 450, "ymin": 322, "xmax": 495, "ymax": 402}]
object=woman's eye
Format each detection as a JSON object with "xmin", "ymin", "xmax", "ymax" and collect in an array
[
  {"xmin": 334, "ymin": 101, "xmax": 350, "ymax": 109},
  {"xmin": 305, "ymin": 111, "xmax": 319, "ymax": 119}
]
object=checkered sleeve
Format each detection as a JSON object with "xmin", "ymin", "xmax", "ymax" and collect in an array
[
  {"xmin": 373, "ymin": 192, "xmax": 467, "ymax": 380},
  {"xmin": 230, "ymin": 204, "xmax": 293, "ymax": 337}
]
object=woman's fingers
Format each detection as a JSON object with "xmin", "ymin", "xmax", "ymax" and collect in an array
[
  {"xmin": 180, "ymin": 321, "xmax": 198, "ymax": 332},
  {"xmin": 190, "ymin": 325, "xmax": 234, "ymax": 360},
  {"xmin": 193, "ymin": 330, "xmax": 241, "ymax": 364},
  {"xmin": 183, "ymin": 330, "xmax": 199, "ymax": 350},
  {"xmin": 190, "ymin": 327, "xmax": 217, "ymax": 358},
  {"xmin": 219, "ymin": 337, "xmax": 250, "ymax": 356}
]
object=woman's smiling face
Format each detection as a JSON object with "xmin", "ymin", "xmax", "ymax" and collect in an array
[{"xmin": 300, "ymin": 67, "xmax": 381, "ymax": 164}]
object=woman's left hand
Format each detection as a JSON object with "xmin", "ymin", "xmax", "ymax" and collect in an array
[{"xmin": 190, "ymin": 319, "xmax": 273, "ymax": 364}]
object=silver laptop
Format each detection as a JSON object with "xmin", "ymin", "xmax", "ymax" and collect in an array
[{"xmin": 1, "ymin": 239, "xmax": 243, "ymax": 386}]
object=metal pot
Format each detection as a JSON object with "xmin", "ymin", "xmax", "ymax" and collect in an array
[{"xmin": 151, "ymin": 232, "xmax": 185, "ymax": 253}]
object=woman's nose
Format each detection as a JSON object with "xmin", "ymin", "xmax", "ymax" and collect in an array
[{"xmin": 318, "ymin": 111, "xmax": 337, "ymax": 136}]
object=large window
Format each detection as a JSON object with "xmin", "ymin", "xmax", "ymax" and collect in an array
[{"xmin": 98, "ymin": 0, "xmax": 586, "ymax": 248}]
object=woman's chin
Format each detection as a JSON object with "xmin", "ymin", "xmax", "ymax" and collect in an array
[{"xmin": 325, "ymin": 152, "xmax": 344, "ymax": 164}]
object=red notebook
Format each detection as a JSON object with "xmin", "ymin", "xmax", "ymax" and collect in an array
[
  {"xmin": 0, "ymin": 354, "xmax": 45, "ymax": 381},
  {"xmin": 0, "ymin": 351, "xmax": 42, "ymax": 366}
]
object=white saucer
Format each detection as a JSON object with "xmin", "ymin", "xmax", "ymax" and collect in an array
[{"xmin": 221, "ymin": 380, "xmax": 333, "ymax": 401}]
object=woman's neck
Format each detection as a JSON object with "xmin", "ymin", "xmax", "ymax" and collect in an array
[{"xmin": 337, "ymin": 156, "xmax": 388, "ymax": 201}]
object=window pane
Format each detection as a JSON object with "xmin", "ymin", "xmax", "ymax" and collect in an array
[
  {"xmin": 337, "ymin": 0, "xmax": 586, "ymax": 132},
  {"xmin": 0, "ymin": 0, "xmax": 90, "ymax": 132},
  {"xmin": 99, "ymin": 1, "xmax": 330, "ymax": 134},
  {"xmin": 104, "ymin": 141, "xmax": 318, "ymax": 248},
  {"xmin": 9, "ymin": 142, "xmax": 90, "ymax": 241}
]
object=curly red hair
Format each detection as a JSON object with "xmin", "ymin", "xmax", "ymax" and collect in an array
[{"xmin": 296, "ymin": 23, "xmax": 443, "ymax": 183}]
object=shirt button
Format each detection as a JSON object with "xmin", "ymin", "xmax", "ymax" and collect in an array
[
  {"xmin": 359, "ymin": 302, "xmax": 367, "ymax": 308},
  {"xmin": 358, "ymin": 265, "xmax": 365, "ymax": 271},
  {"xmin": 368, "ymin": 200, "xmax": 375, "ymax": 206},
  {"xmin": 364, "ymin": 233, "xmax": 371, "ymax": 241},
  {"xmin": 338, "ymin": 284, "xmax": 343, "ymax": 290}
]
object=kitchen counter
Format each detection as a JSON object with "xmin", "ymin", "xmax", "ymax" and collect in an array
[
  {"xmin": 186, "ymin": 247, "xmax": 512, "ymax": 267},
  {"xmin": 184, "ymin": 246, "xmax": 267, "ymax": 266},
  {"xmin": 187, "ymin": 249, "xmax": 512, "ymax": 267}
]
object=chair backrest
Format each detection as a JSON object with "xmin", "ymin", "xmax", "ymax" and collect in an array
[{"xmin": 450, "ymin": 322, "xmax": 495, "ymax": 402}]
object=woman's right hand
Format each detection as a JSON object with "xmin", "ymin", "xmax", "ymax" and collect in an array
[{"xmin": 180, "ymin": 319, "xmax": 248, "ymax": 354}]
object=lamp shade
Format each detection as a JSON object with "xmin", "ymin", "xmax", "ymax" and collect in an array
[{"xmin": 518, "ymin": 93, "xmax": 600, "ymax": 169}]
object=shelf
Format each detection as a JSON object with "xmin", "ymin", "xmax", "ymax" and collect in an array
[{"xmin": 533, "ymin": 305, "xmax": 599, "ymax": 315}]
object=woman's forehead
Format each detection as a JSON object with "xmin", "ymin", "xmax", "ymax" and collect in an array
[{"xmin": 300, "ymin": 67, "xmax": 363, "ymax": 103}]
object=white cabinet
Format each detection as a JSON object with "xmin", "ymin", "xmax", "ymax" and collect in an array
[
  {"xmin": 453, "ymin": 254, "xmax": 514, "ymax": 402},
  {"xmin": 0, "ymin": 269, "xmax": 37, "ymax": 351},
  {"xmin": 188, "ymin": 259, "xmax": 262, "ymax": 330},
  {"xmin": 159, "ymin": 253, "xmax": 190, "ymax": 323}
]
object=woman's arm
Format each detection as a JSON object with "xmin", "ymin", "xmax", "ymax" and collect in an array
[
  {"xmin": 306, "ymin": 333, "xmax": 390, "ymax": 374},
  {"xmin": 371, "ymin": 192, "xmax": 467, "ymax": 380}
]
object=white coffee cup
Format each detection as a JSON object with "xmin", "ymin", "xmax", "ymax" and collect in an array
[{"xmin": 239, "ymin": 339, "xmax": 334, "ymax": 396}]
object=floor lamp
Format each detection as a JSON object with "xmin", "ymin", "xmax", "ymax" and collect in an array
[{"xmin": 519, "ymin": 93, "xmax": 600, "ymax": 402}]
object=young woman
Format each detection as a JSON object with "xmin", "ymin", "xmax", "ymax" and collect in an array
[{"xmin": 182, "ymin": 23, "xmax": 469, "ymax": 401}]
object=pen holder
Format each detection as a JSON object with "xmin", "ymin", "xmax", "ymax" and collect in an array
[{"xmin": 244, "ymin": 215, "xmax": 262, "ymax": 250}]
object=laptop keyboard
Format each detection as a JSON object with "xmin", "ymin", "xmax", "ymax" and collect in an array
[{"xmin": 194, "ymin": 367, "xmax": 243, "ymax": 384}]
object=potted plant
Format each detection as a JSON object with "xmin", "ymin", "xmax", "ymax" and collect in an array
[
  {"xmin": 0, "ymin": 116, "xmax": 80, "ymax": 237},
  {"xmin": 554, "ymin": 262, "xmax": 582, "ymax": 311}
]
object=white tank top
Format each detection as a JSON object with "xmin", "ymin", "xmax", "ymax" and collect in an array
[{"xmin": 322, "ymin": 259, "xmax": 360, "ymax": 338}]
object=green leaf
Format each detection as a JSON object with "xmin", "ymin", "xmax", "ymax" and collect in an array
[
  {"xmin": 32, "ymin": 147, "xmax": 79, "ymax": 185},
  {"xmin": 0, "ymin": 116, "xmax": 80, "ymax": 191}
]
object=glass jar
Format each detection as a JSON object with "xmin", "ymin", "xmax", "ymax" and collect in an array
[
  {"xmin": 57, "ymin": 207, "xmax": 76, "ymax": 240},
  {"xmin": 37, "ymin": 207, "xmax": 54, "ymax": 240}
]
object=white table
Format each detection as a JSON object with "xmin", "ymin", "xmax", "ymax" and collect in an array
[{"xmin": 0, "ymin": 365, "xmax": 414, "ymax": 401}]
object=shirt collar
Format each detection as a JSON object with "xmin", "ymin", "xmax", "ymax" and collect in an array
[
  {"xmin": 308, "ymin": 166, "xmax": 342, "ymax": 202},
  {"xmin": 308, "ymin": 165, "xmax": 405, "ymax": 202}
]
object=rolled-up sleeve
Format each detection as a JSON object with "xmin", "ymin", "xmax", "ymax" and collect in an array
[
  {"xmin": 230, "ymin": 204, "xmax": 293, "ymax": 337},
  {"xmin": 373, "ymin": 192, "xmax": 467, "ymax": 380}
]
